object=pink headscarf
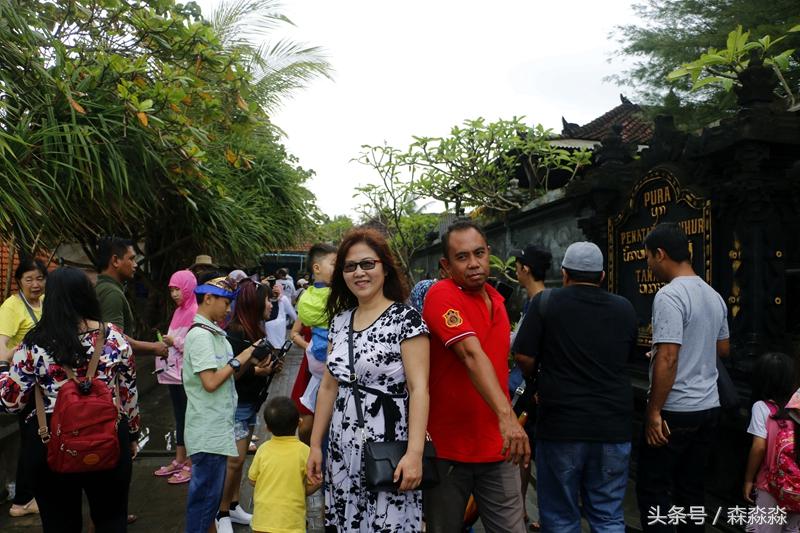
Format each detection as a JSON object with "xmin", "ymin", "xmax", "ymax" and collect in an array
[{"xmin": 169, "ymin": 270, "xmax": 198, "ymax": 330}]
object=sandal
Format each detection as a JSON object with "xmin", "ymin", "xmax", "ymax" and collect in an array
[
  {"xmin": 9, "ymin": 498, "xmax": 39, "ymax": 517},
  {"xmin": 167, "ymin": 465, "xmax": 192, "ymax": 484},
  {"xmin": 154, "ymin": 459, "xmax": 185, "ymax": 477}
]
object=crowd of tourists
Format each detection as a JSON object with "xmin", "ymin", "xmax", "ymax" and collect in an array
[{"xmin": 0, "ymin": 220, "xmax": 797, "ymax": 533}]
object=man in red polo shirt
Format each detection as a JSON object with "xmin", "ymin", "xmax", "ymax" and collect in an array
[{"xmin": 423, "ymin": 220, "xmax": 528, "ymax": 533}]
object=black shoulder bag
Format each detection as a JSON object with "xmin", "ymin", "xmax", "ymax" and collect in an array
[{"xmin": 346, "ymin": 311, "xmax": 439, "ymax": 492}]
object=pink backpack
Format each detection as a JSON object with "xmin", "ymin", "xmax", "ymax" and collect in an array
[{"xmin": 766, "ymin": 402, "xmax": 800, "ymax": 512}]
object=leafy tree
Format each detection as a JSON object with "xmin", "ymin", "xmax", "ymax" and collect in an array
[
  {"xmin": 314, "ymin": 214, "xmax": 355, "ymax": 244},
  {"xmin": 354, "ymin": 145, "xmax": 438, "ymax": 281},
  {"xmin": 409, "ymin": 118, "xmax": 590, "ymax": 215},
  {"xmin": 668, "ymin": 24, "xmax": 800, "ymax": 107},
  {"xmin": 612, "ymin": 0, "xmax": 800, "ymax": 126},
  {"xmin": 209, "ymin": 0, "xmax": 332, "ymax": 112},
  {"xmin": 0, "ymin": 0, "xmax": 329, "ymax": 296}
]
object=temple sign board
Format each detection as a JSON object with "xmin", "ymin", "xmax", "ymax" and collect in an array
[{"xmin": 608, "ymin": 168, "xmax": 712, "ymax": 346}]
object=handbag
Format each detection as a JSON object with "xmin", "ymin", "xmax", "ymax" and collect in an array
[
  {"xmin": 716, "ymin": 356, "xmax": 739, "ymax": 409},
  {"xmin": 346, "ymin": 311, "xmax": 439, "ymax": 492}
]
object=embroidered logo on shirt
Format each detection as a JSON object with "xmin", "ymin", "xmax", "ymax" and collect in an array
[{"xmin": 443, "ymin": 309, "xmax": 463, "ymax": 328}]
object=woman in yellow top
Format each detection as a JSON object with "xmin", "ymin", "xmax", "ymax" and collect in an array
[{"xmin": 0, "ymin": 257, "xmax": 47, "ymax": 518}]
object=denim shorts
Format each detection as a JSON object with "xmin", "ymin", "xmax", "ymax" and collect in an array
[{"xmin": 234, "ymin": 402, "xmax": 258, "ymax": 441}]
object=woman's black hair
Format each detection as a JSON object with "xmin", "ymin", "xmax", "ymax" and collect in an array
[
  {"xmin": 752, "ymin": 352, "xmax": 798, "ymax": 408},
  {"xmin": 14, "ymin": 257, "xmax": 48, "ymax": 282},
  {"xmin": 24, "ymin": 267, "xmax": 102, "ymax": 366},
  {"xmin": 227, "ymin": 280, "xmax": 268, "ymax": 342}
]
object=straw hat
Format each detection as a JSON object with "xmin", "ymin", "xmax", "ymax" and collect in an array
[{"xmin": 190, "ymin": 254, "xmax": 217, "ymax": 269}]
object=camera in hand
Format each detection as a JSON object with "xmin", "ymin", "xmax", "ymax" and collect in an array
[
  {"xmin": 274, "ymin": 339, "xmax": 293, "ymax": 363},
  {"xmin": 252, "ymin": 339, "xmax": 275, "ymax": 361}
]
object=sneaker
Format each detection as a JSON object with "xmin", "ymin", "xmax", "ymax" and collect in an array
[
  {"xmin": 154, "ymin": 459, "xmax": 184, "ymax": 477},
  {"xmin": 229, "ymin": 504, "xmax": 252, "ymax": 525},
  {"xmin": 167, "ymin": 465, "xmax": 192, "ymax": 484},
  {"xmin": 9, "ymin": 498, "xmax": 39, "ymax": 517},
  {"xmin": 215, "ymin": 516, "xmax": 234, "ymax": 533}
]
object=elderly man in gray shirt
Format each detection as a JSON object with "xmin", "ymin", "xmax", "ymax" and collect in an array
[{"xmin": 636, "ymin": 223, "xmax": 730, "ymax": 533}]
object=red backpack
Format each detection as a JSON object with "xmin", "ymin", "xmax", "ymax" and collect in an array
[
  {"xmin": 765, "ymin": 401, "xmax": 800, "ymax": 512},
  {"xmin": 34, "ymin": 324, "xmax": 121, "ymax": 473}
]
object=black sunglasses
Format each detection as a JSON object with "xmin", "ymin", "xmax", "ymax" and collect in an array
[{"xmin": 342, "ymin": 259, "xmax": 382, "ymax": 273}]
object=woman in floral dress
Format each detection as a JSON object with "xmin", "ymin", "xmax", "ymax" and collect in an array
[
  {"xmin": 0, "ymin": 266, "xmax": 139, "ymax": 532},
  {"xmin": 307, "ymin": 228, "xmax": 430, "ymax": 532}
]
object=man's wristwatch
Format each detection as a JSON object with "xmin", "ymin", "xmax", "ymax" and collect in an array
[{"xmin": 227, "ymin": 358, "xmax": 241, "ymax": 371}]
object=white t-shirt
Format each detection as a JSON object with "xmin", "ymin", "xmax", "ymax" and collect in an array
[
  {"xmin": 649, "ymin": 276, "xmax": 729, "ymax": 411},
  {"xmin": 264, "ymin": 295, "xmax": 297, "ymax": 346},
  {"xmin": 747, "ymin": 400, "xmax": 770, "ymax": 439}
]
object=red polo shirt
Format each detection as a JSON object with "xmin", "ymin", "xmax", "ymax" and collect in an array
[{"xmin": 423, "ymin": 279, "xmax": 511, "ymax": 463}]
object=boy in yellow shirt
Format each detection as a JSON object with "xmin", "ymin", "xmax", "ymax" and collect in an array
[{"xmin": 249, "ymin": 396, "xmax": 320, "ymax": 533}]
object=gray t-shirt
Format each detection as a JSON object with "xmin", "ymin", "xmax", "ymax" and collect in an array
[{"xmin": 649, "ymin": 276, "xmax": 729, "ymax": 412}]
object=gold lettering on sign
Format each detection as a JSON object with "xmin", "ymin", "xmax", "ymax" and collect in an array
[
  {"xmin": 638, "ymin": 282, "xmax": 667, "ymax": 295},
  {"xmin": 620, "ymin": 226, "xmax": 654, "ymax": 246},
  {"xmin": 635, "ymin": 269, "xmax": 658, "ymax": 283},
  {"xmin": 643, "ymin": 186, "xmax": 673, "ymax": 207},
  {"xmin": 678, "ymin": 217, "xmax": 704, "ymax": 236},
  {"xmin": 623, "ymin": 248, "xmax": 647, "ymax": 262}
]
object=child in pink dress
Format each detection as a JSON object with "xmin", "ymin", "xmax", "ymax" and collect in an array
[{"xmin": 153, "ymin": 270, "xmax": 197, "ymax": 483}]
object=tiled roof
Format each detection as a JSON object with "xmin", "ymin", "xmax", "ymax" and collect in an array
[{"xmin": 559, "ymin": 94, "xmax": 654, "ymax": 145}]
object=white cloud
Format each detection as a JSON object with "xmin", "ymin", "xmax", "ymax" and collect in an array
[{"xmin": 196, "ymin": 0, "xmax": 641, "ymax": 216}]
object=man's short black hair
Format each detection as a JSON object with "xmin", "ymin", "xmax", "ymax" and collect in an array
[
  {"xmin": 442, "ymin": 219, "xmax": 488, "ymax": 259},
  {"xmin": 264, "ymin": 396, "xmax": 299, "ymax": 436},
  {"xmin": 307, "ymin": 243, "xmax": 337, "ymax": 267},
  {"xmin": 518, "ymin": 246, "xmax": 552, "ymax": 281},
  {"xmin": 643, "ymin": 223, "xmax": 690, "ymax": 263},
  {"xmin": 563, "ymin": 267, "xmax": 603, "ymax": 285},
  {"xmin": 96, "ymin": 236, "xmax": 133, "ymax": 273}
]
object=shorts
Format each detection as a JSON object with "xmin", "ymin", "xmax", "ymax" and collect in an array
[{"xmin": 234, "ymin": 402, "xmax": 258, "ymax": 441}]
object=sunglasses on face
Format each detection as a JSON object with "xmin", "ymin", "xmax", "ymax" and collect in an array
[{"xmin": 342, "ymin": 259, "xmax": 382, "ymax": 273}]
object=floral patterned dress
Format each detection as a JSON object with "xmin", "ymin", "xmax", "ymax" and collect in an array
[{"xmin": 325, "ymin": 302, "xmax": 428, "ymax": 532}]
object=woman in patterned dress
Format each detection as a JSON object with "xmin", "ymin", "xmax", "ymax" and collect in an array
[
  {"xmin": 307, "ymin": 228, "xmax": 430, "ymax": 532},
  {"xmin": 0, "ymin": 267, "xmax": 139, "ymax": 532}
]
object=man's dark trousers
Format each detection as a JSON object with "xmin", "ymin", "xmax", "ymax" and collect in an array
[{"xmin": 636, "ymin": 408, "xmax": 720, "ymax": 533}]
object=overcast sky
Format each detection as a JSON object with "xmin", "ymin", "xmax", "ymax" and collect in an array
[{"xmin": 196, "ymin": 0, "xmax": 642, "ymax": 217}]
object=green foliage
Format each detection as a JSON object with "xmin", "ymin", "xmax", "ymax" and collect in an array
[
  {"xmin": 668, "ymin": 25, "xmax": 800, "ymax": 107},
  {"xmin": 410, "ymin": 118, "xmax": 590, "ymax": 214},
  {"xmin": 313, "ymin": 214, "xmax": 355, "ymax": 245},
  {"xmin": 0, "ymin": 0, "xmax": 328, "ymax": 283},
  {"xmin": 613, "ymin": 0, "xmax": 800, "ymax": 127},
  {"xmin": 354, "ymin": 145, "xmax": 438, "ymax": 280},
  {"xmin": 489, "ymin": 254, "xmax": 518, "ymax": 284}
]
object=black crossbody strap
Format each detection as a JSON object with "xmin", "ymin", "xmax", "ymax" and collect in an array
[
  {"xmin": 346, "ymin": 311, "xmax": 367, "ymax": 439},
  {"xmin": 189, "ymin": 322, "xmax": 222, "ymax": 336},
  {"xmin": 20, "ymin": 294, "xmax": 39, "ymax": 325}
]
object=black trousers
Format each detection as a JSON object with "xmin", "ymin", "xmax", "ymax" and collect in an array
[
  {"xmin": 13, "ymin": 412, "xmax": 36, "ymax": 504},
  {"xmin": 167, "ymin": 384, "xmax": 187, "ymax": 447},
  {"xmin": 22, "ymin": 416, "xmax": 133, "ymax": 533},
  {"xmin": 636, "ymin": 408, "xmax": 720, "ymax": 533}
]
